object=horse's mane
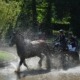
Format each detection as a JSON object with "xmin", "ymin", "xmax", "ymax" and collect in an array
[{"xmin": 16, "ymin": 32, "xmax": 35, "ymax": 50}]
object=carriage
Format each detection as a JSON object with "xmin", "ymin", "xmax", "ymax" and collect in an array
[{"xmin": 52, "ymin": 41, "xmax": 79, "ymax": 69}]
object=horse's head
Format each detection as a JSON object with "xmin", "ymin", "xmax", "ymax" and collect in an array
[
  {"xmin": 9, "ymin": 30, "xmax": 24, "ymax": 47},
  {"xmin": 9, "ymin": 31, "xmax": 16, "ymax": 46}
]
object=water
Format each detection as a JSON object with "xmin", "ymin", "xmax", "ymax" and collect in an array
[
  {"xmin": 21, "ymin": 73, "xmax": 80, "ymax": 80},
  {"xmin": 0, "ymin": 56, "xmax": 80, "ymax": 80},
  {"xmin": 0, "ymin": 60, "xmax": 80, "ymax": 80},
  {"xmin": 0, "ymin": 62, "xmax": 18, "ymax": 80},
  {"xmin": 20, "ymin": 67, "xmax": 80, "ymax": 80},
  {"xmin": 0, "ymin": 41, "xmax": 80, "ymax": 80}
]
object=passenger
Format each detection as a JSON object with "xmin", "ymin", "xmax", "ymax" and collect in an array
[{"xmin": 67, "ymin": 32, "xmax": 79, "ymax": 52}]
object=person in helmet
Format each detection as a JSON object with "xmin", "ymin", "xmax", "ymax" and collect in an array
[{"xmin": 54, "ymin": 29, "xmax": 67, "ymax": 51}]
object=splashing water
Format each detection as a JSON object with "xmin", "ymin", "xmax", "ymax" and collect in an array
[
  {"xmin": 0, "ymin": 48, "xmax": 80, "ymax": 80},
  {"xmin": 0, "ymin": 29, "xmax": 80, "ymax": 80}
]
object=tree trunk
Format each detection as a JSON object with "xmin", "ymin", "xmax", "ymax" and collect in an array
[
  {"xmin": 43, "ymin": 0, "xmax": 53, "ymax": 37},
  {"xmin": 32, "ymin": 0, "xmax": 38, "ymax": 32}
]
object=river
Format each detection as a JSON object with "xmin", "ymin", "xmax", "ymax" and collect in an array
[{"xmin": 0, "ymin": 42, "xmax": 80, "ymax": 80}]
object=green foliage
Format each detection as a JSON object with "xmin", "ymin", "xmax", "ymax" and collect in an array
[
  {"xmin": 37, "ymin": 0, "xmax": 48, "ymax": 23},
  {"xmin": 0, "ymin": 0, "xmax": 79, "ymax": 38},
  {"xmin": 0, "ymin": 0, "xmax": 21, "ymax": 38},
  {"xmin": 15, "ymin": 0, "xmax": 33, "ymax": 29},
  {"xmin": 0, "ymin": 51, "xmax": 15, "ymax": 61}
]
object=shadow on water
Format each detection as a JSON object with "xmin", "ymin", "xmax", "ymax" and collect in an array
[
  {"xmin": 0, "ymin": 62, "xmax": 9, "ymax": 68},
  {"xmin": 16, "ymin": 69, "xmax": 50, "ymax": 79}
]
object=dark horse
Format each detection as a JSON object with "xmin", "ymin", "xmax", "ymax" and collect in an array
[{"xmin": 9, "ymin": 31, "xmax": 51, "ymax": 72}]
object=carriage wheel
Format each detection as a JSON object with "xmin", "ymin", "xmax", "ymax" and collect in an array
[
  {"xmin": 60, "ymin": 51, "xmax": 72, "ymax": 70},
  {"xmin": 60, "ymin": 52, "xmax": 68, "ymax": 70},
  {"xmin": 61, "ymin": 51, "xmax": 79, "ymax": 70}
]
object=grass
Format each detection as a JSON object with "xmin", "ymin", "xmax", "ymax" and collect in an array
[{"xmin": 0, "ymin": 51, "xmax": 15, "ymax": 61}]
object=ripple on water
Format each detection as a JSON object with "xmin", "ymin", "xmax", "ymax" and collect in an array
[
  {"xmin": 0, "ymin": 73, "xmax": 18, "ymax": 80},
  {"xmin": 20, "ymin": 70, "xmax": 80, "ymax": 80},
  {"xmin": 0, "ymin": 52, "xmax": 80, "ymax": 80},
  {"xmin": 0, "ymin": 63, "xmax": 19, "ymax": 80}
]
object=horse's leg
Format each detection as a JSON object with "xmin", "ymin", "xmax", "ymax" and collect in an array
[
  {"xmin": 46, "ymin": 54, "xmax": 51, "ymax": 70},
  {"xmin": 43, "ymin": 45, "xmax": 51, "ymax": 70},
  {"xmin": 23, "ymin": 59, "xmax": 29, "ymax": 70},
  {"xmin": 38, "ymin": 55, "xmax": 44, "ymax": 68},
  {"xmin": 17, "ymin": 58, "xmax": 24, "ymax": 72}
]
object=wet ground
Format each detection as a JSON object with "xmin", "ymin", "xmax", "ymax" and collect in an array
[
  {"xmin": 0, "ymin": 42, "xmax": 80, "ymax": 80},
  {"xmin": 0, "ymin": 59, "xmax": 80, "ymax": 80}
]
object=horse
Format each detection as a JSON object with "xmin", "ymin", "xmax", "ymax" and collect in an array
[{"xmin": 9, "ymin": 31, "xmax": 51, "ymax": 72}]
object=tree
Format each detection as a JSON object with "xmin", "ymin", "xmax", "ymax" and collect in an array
[
  {"xmin": 15, "ymin": 0, "xmax": 31, "ymax": 30},
  {"xmin": 39, "ymin": 0, "xmax": 54, "ymax": 37},
  {"xmin": 32, "ymin": 0, "xmax": 38, "ymax": 32},
  {"xmin": 70, "ymin": 1, "xmax": 80, "ymax": 37},
  {"xmin": 0, "ymin": 0, "xmax": 21, "ymax": 38},
  {"xmin": 43, "ymin": 0, "xmax": 53, "ymax": 36},
  {"xmin": 54, "ymin": 0, "xmax": 80, "ymax": 37},
  {"xmin": 15, "ymin": 0, "xmax": 38, "ymax": 32}
]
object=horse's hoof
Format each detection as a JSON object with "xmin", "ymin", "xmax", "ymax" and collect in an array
[
  {"xmin": 14, "ymin": 70, "xmax": 20, "ymax": 73},
  {"xmin": 47, "ymin": 67, "xmax": 51, "ymax": 71}
]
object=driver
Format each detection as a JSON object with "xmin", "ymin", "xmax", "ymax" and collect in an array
[{"xmin": 54, "ymin": 29, "xmax": 67, "ymax": 51}]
